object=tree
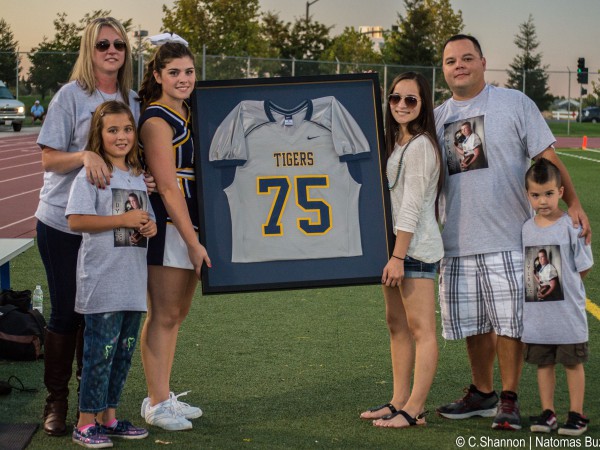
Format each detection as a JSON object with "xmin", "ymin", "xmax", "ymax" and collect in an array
[
  {"xmin": 0, "ymin": 19, "xmax": 20, "ymax": 88},
  {"xmin": 383, "ymin": 0, "xmax": 436, "ymax": 67},
  {"xmin": 162, "ymin": 0, "xmax": 272, "ymax": 79},
  {"xmin": 382, "ymin": 0, "xmax": 463, "ymax": 66},
  {"xmin": 425, "ymin": 0, "xmax": 463, "ymax": 65},
  {"xmin": 258, "ymin": 11, "xmax": 332, "ymax": 76},
  {"xmin": 381, "ymin": 0, "xmax": 463, "ymax": 99},
  {"xmin": 28, "ymin": 13, "xmax": 80, "ymax": 99},
  {"xmin": 260, "ymin": 12, "xmax": 332, "ymax": 76},
  {"xmin": 506, "ymin": 14, "xmax": 553, "ymax": 111},
  {"xmin": 287, "ymin": 17, "xmax": 332, "ymax": 62},
  {"xmin": 260, "ymin": 11, "xmax": 291, "ymax": 59},
  {"xmin": 162, "ymin": 0, "xmax": 268, "ymax": 56},
  {"xmin": 590, "ymin": 71, "xmax": 600, "ymax": 106},
  {"xmin": 321, "ymin": 26, "xmax": 380, "ymax": 66}
]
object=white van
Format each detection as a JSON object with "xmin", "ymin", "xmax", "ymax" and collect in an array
[{"xmin": 0, "ymin": 81, "xmax": 25, "ymax": 132}]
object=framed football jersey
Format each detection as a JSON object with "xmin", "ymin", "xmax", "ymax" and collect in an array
[{"xmin": 193, "ymin": 73, "xmax": 392, "ymax": 294}]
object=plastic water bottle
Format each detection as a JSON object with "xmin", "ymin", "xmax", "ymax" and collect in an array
[{"xmin": 32, "ymin": 285, "xmax": 43, "ymax": 314}]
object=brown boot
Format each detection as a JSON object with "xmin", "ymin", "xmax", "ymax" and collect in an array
[
  {"xmin": 75, "ymin": 324, "xmax": 85, "ymax": 421},
  {"xmin": 43, "ymin": 329, "xmax": 76, "ymax": 436}
]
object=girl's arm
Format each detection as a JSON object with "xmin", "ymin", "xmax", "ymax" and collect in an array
[
  {"xmin": 381, "ymin": 231, "xmax": 413, "ymax": 287},
  {"xmin": 42, "ymin": 146, "xmax": 112, "ymax": 188},
  {"xmin": 68, "ymin": 209, "xmax": 150, "ymax": 233},
  {"xmin": 140, "ymin": 117, "xmax": 211, "ymax": 278}
]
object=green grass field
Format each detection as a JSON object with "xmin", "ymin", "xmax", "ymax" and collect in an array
[
  {"xmin": 547, "ymin": 121, "xmax": 600, "ymax": 137},
  {"xmin": 1, "ymin": 151, "xmax": 599, "ymax": 449}
]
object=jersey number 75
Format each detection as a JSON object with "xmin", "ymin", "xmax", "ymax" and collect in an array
[{"xmin": 257, "ymin": 175, "xmax": 332, "ymax": 236}]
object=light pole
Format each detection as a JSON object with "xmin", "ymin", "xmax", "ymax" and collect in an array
[
  {"xmin": 306, "ymin": 0, "xmax": 320, "ymax": 22},
  {"xmin": 134, "ymin": 28, "xmax": 148, "ymax": 91}
]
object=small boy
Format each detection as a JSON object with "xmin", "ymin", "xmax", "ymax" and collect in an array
[{"xmin": 522, "ymin": 158, "xmax": 593, "ymax": 436}]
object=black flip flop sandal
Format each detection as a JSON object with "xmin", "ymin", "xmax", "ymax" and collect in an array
[
  {"xmin": 360, "ymin": 403, "xmax": 398, "ymax": 419},
  {"xmin": 381, "ymin": 409, "xmax": 428, "ymax": 425}
]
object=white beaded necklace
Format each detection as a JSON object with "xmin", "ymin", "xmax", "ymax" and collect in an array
[{"xmin": 386, "ymin": 133, "xmax": 422, "ymax": 190}]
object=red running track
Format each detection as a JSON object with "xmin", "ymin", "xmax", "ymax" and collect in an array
[
  {"xmin": 0, "ymin": 130, "xmax": 597, "ymax": 240},
  {"xmin": 0, "ymin": 130, "xmax": 42, "ymax": 238}
]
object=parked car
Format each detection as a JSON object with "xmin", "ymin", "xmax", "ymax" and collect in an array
[
  {"xmin": 580, "ymin": 106, "xmax": 600, "ymax": 123},
  {"xmin": 0, "ymin": 81, "xmax": 25, "ymax": 132}
]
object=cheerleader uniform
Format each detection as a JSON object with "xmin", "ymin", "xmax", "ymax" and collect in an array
[{"xmin": 139, "ymin": 102, "xmax": 199, "ymax": 269}]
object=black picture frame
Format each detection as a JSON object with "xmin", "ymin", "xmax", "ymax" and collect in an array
[{"xmin": 193, "ymin": 73, "xmax": 392, "ymax": 294}]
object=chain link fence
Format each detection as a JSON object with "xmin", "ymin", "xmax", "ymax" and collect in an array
[{"xmin": 2, "ymin": 50, "xmax": 594, "ymax": 114}]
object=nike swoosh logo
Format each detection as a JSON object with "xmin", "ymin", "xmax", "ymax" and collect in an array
[{"xmin": 307, "ymin": 136, "xmax": 320, "ymax": 140}]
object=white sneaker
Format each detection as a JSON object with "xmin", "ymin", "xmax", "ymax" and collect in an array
[
  {"xmin": 141, "ymin": 397, "xmax": 149, "ymax": 419},
  {"xmin": 145, "ymin": 398, "xmax": 192, "ymax": 431},
  {"xmin": 170, "ymin": 391, "xmax": 203, "ymax": 420}
]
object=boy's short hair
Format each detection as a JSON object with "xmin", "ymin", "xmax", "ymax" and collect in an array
[{"xmin": 525, "ymin": 158, "xmax": 562, "ymax": 190}]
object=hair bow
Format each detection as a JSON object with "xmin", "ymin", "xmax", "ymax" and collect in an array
[{"xmin": 148, "ymin": 32, "xmax": 189, "ymax": 47}]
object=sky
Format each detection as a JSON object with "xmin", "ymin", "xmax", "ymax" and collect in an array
[{"xmin": 3, "ymin": 0, "xmax": 599, "ymax": 98}]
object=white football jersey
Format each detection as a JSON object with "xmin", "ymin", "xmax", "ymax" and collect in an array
[{"xmin": 209, "ymin": 96, "xmax": 370, "ymax": 263}]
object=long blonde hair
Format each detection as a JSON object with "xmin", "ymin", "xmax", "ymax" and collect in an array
[
  {"xmin": 70, "ymin": 17, "xmax": 133, "ymax": 105},
  {"xmin": 87, "ymin": 101, "xmax": 142, "ymax": 176}
]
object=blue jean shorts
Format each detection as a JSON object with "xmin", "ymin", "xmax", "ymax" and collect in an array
[{"xmin": 404, "ymin": 256, "xmax": 439, "ymax": 280}]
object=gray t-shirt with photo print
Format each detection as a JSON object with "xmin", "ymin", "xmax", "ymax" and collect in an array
[
  {"xmin": 434, "ymin": 84, "xmax": 555, "ymax": 257},
  {"xmin": 522, "ymin": 214, "xmax": 593, "ymax": 344},
  {"xmin": 66, "ymin": 167, "xmax": 152, "ymax": 314},
  {"xmin": 36, "ymin": 81, "xmax": 140, "ymax": 233}
]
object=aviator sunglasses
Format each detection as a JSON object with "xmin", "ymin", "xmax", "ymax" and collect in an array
[
  {"xmin": 95, "ymin": 39, "xmax": 127, "ymax": 52},
  {"xmin": 388, "ymin": 93, "xmax": 420, "ymax": 109}
]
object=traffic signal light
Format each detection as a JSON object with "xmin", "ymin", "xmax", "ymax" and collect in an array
[
  {"xmin": 581, "ymin": 87, "xmax": 588, "ymax": 96},
  {"xmin": 577, "ymin": 57, "xmax": 588, "ymax": 84}
]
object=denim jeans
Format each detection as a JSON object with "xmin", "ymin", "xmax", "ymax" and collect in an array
[
  {"xmin": 36, "ymin": 220, "xmax": 84, "ymax": 334},
  {"xmin": 79, "ymin": 311, "xmax": 142, "ymax": 413},
  {"xmin": 403, "ymin": 255, "xmax": 439, "ymax": 280}
]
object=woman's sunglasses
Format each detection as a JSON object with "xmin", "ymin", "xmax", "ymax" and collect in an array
[
  {"xmin": 388, "ymin": 94, "xmax": 420, "ymax": 109},
  {"xmin": 95, "ymin": 40, "xmax": 127, "ymax": 52}
]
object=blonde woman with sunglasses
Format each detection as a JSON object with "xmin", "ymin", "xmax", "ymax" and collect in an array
[
  {"xmin": 35, "ymin": 17, "xmax": 153, "ymax": 437},
  {"xmin": 359, "ymin": 72, "xmax": 443, "ymax": 428}
]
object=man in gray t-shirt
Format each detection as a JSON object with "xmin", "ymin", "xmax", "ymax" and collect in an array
[{"xmin": 433, "ymin": 34, "xmax": 591, "ymax": 431}]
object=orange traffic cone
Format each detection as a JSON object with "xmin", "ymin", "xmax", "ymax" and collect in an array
[{"xmin": 582, "ymin": 136, "xmax": 588, "ymax": 150}]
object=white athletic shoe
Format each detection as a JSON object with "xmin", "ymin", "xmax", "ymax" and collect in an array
[
  {"xmin": 144, "ymin": 398, "xmax": 192, "ymax": 431},
  {"xmin": 170, "ymin": 391, "xmax": 203, "ymax": 420},
  {"xmin": 141, "ymin": 397, "xmax": 149, "ymax": 419}
]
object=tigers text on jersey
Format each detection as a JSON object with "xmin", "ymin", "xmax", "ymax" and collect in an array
[{"xmin": 209, "ymin": 96, "xmax": 370, "ymax": 263}]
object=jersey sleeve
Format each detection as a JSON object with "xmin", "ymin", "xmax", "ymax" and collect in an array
[
  {"xmin": 209, "ymin": 101, "xmax": 249, "ymax": 166},
  {"xmin": 547, "ymin": 264, "xmax": 558, "ymax": 280},
  {"xmin": 329, "ymin": 97, "xmax": 370, "ymax": 160},
  {"xmin": 310, "ymin": 97, "xmax": 370, "ymax": 161}
]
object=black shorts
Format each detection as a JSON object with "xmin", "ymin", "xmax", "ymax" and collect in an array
[{"xmin": 524, "ymin": 342, "xmax": 589, "ymax": 366}]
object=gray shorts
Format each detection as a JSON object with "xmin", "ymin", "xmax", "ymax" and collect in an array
[{"xmin": 439, "ymin": 251, "xmax": 523, "ymax": 340}]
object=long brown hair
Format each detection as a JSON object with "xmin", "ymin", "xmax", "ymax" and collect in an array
[
  {"xmin": 70, "ymin": 17, "xmax": 133, "ymax": 105},
  {"xmin": 384, "ymin": 72, "xmax": 444, "ymax": 209},
  {"xmin": 87, "ymin": 101, "xmax": 142, "ymax": 175},
  {"xmin": 138, "ymin": 42, "xmax": 195, "ymax": 111}
]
